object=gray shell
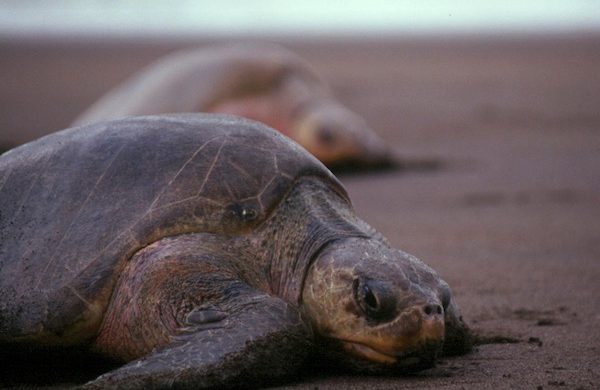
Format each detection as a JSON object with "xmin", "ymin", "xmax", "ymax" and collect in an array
[{"xmin": 0, "ymin": 113, "xmax": 344, "ymax": 340}]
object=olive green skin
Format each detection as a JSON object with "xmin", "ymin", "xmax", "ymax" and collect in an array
[{"xmin": 0, "ymin": 114, "xmax": 469, "ymax": 389}]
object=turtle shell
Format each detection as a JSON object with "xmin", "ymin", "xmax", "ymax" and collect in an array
[{"xmin": 0, "ymin": 113, "xmax": 345, "ymax": 343}]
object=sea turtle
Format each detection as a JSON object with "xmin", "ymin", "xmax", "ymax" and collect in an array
[
  {"xmin": 0, "ymin": 114, "xmax": 469, "ymax": 389},
  {"xmin": 72, "ymin": 44, "xmax": 395, "ymax": 170}
]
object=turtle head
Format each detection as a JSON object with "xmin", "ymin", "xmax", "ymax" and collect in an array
[
  {"xmin": 293, "ymin": 100, "xmax": 395, "ymax": 169},
  {"xmin": 301, "ymin": 237, "xmax": 470, "ymax": 373}
]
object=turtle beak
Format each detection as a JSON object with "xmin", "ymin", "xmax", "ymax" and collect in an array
[
  {"xmin": 340, "ymin": 300, "xmax": 446, "ymax": 365},
  {"xmin": 293, "ymin": 117, "xmax": 399, "ymax": 170},
  {"xmin": 353, "ymin": 125, "xmax": 398, "ymax": 168}
]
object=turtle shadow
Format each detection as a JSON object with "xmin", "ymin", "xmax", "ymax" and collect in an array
[
  {"xmin": 0, "ymin": 345, "xmax": 119, "ymax": 387},
  {"xmin": 330, "ymin": 156, "xmax": 446, "ymax": 177},
  {"xmin": 0, "ymin": 143, "xmax": 15, "ymax": 156}
]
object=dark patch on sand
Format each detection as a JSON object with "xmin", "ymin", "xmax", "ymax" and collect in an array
[
  {"xmin": 528, "ymin": 337, "xmax": 543, "ymax": 347},
  {"xmin": 513, "ymin": 307, "xmax": 572, "ymax": 327},
  {"xmin": 471, "ymin": 333, "xmax": 521, "ymax": 346},
  {"xmin": 536, "ymin": 318, "xmax": 566, "ymax": 327}
]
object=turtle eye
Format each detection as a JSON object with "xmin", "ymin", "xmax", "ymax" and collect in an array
[
  {"xmin": 353, "ymin": 278, "xmax": 396, "ymax": 322},
  {"xmin": 317, "ymin": 126, "xmax": 337, "ymax": 146},
  {"xmin": 362, "ymin": 284, "xmax": 379, "ymax": 313},
  {"xmin": 226, "ymin": 202, "xmax": 259, "ymax": 223},
  {"xmin": 240, "ymin": 207, "xmax": 257, "ymax": 221}
]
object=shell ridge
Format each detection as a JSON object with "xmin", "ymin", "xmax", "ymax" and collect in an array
[
  {"xmin": 59, "ymin": 134, "xmax": 231, "ymax": 294},
  {"xmin": 226, "ymin": 158, "xmax": 257, "ymax": 184},
  {"xmin": 255, "ymin": 174, "xmax": 277, "ymax": 201},
  {"xmin": 35, "ymin": 142, "xmax": 127, "ymax": 289},
  {"xmin": 53, "ymin": 222, "xmax": 140, "ymax": 298},
  {"xmin": 196, "ymin": 138, "xmax": 227, "ymax": 196},
  {"xmin": 66, "ymin": 285, "xmax": 95, "ymax": 311},
  {"xmin": 65, "ymin": 132, "xmax": 227, "ymax": 279},
  {"xmin": 150, "ymin": 195, "xmax": 224, "ymax": 213},
  {"xmin": 0, "ymin": 163, "xmax": 13, "ymax": 195},
  {"xmin": 221, "ymin": 177, "xmax": 237, "ymax": 200},
  {"xmin": 3, "ymin": 153, "xmax": 49, "ymax": 229},
  {"xmin": 145, "ymin": 134, "xmax": 224, "ymax": 213}
]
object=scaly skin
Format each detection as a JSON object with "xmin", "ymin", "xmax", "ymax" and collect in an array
[
  {"xmin": 87, "ymin": 179, "xmax": 469, "ymax": 387},
  {"xmin": 0, "ymin": 115, "xmax": 470, "ymax": 389}
]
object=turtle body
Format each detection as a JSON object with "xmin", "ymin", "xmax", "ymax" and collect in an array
[
  {"xmin": 0, "ymin": 115, "xmax": 469, "ymax": 389},
  {"xmin": 72, "ymin": 44, "xmax": 394, "ymax": 170}
]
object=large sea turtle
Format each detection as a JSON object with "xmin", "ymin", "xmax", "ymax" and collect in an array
[
  {"xmin": 72, "ymin": 44, "xmax": 394, "ymax": 170},
  {"xmin": 0, "ymin": 114, "xmax": 469, "ymax": 388}
]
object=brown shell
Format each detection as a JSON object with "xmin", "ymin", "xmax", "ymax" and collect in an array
[{"xmin": 0, "ymin": 114, "xmax": 345, "ymax": 340}]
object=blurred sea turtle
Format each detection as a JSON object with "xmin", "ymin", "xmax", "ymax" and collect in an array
[
  {"xmin": 72, "ymin": 44, "xmax": 395, "ymax": 170},
  {"xmin": 0, "ymin": 114, "xmax": 469, "ymax": 389}
]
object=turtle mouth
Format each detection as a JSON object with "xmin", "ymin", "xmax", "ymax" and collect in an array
[
  {"xmin": 313, "ymin": 336, "xmax": 441, "ymax": 374},
  {"xmin": 340, "ymin": 340, "xmax": 400, "ymax": 364},
  {"xmin": 335, "ymin": 338, "xmax": 442, "ymax": 369}
]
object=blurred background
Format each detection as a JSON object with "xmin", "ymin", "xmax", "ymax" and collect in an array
[
  {"xmin": 1, "ymin": 2, "xmax": 599, "ymax": 389},
  {"xmin": 1, "ymin": 1, "xmax": 599, "ymax": 148},
  {"xmin": 1, "ymin": 0, "xmax": 599, "ymax": 37}
]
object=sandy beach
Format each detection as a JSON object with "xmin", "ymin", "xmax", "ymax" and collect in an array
[{"xmin": 1, "ymin": 33, "xmax": 599, "ymax": 389}]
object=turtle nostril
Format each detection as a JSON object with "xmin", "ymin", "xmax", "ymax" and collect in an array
[{"xmin": 423, "ymin": 304, "xmax": 443, "ymax": 317}]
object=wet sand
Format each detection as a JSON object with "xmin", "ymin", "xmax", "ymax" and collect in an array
[{"xmin": 1, "ymin": 33, "xmax": 599, "ymax": 389}]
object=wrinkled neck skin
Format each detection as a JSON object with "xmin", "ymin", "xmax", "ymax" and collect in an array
[
  {"xmin": 96, "ymin": 176, "xmax": 469, "ymax": 367},
  {"xmin": 238, "ymin": 180, "xmax": 467, "ymax": 374},
  {"xmin": 232, "ymin": 177, "xmax": 373, "ymax": 304},
  {"xmin": 94, "ymin": 177, "xmax": 367, "ymax": 361}
]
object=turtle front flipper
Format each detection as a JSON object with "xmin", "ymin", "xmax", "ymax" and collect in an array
[
  {"xmin": 85, "ymin": 234, "xmax": 312, "ymax": 389},
  {"xmin": 85, "ymin": 296, "xmax": 310, "ymax": 389}
]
